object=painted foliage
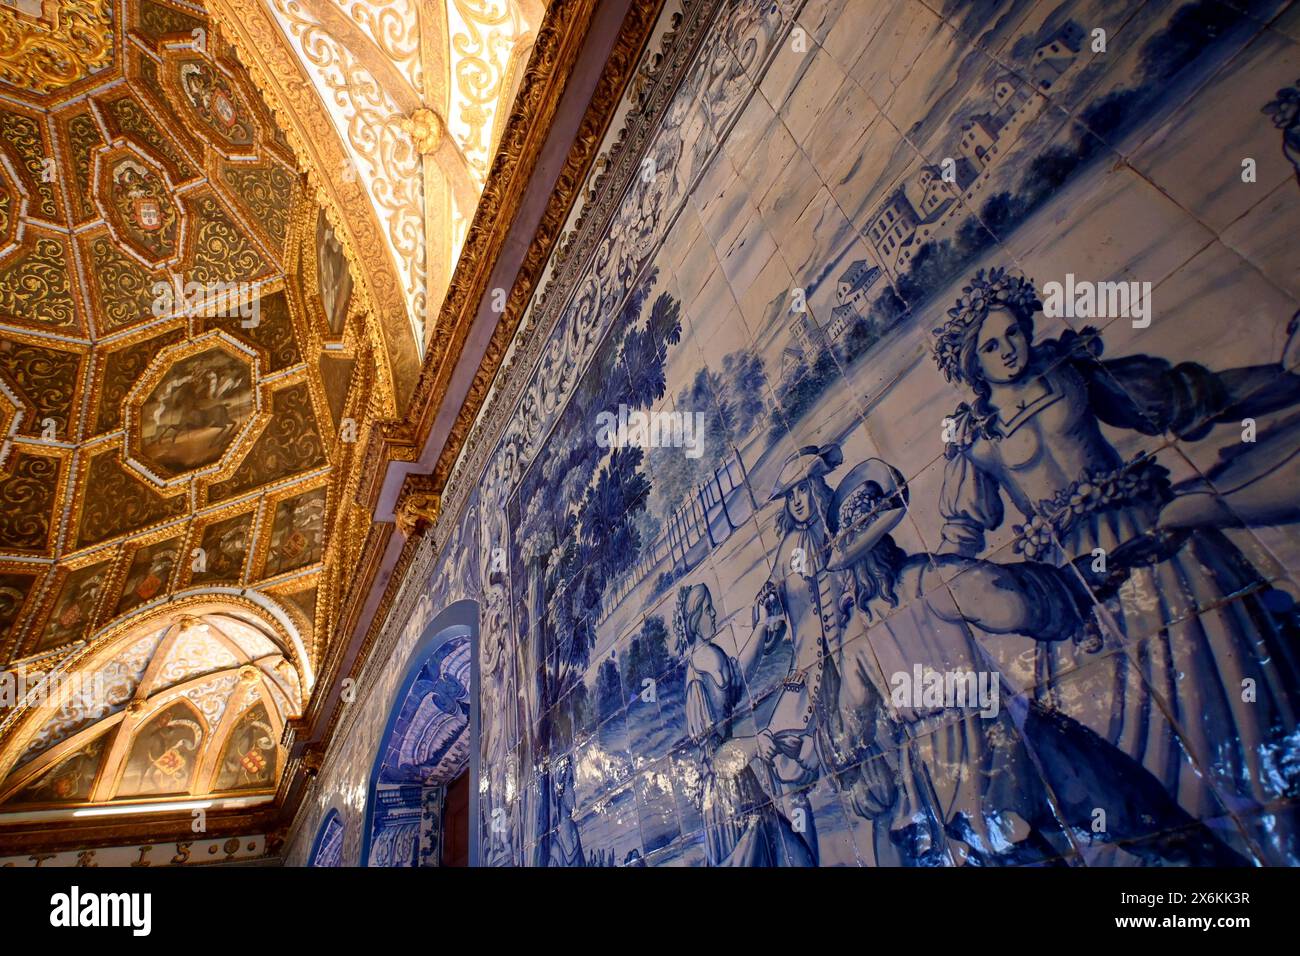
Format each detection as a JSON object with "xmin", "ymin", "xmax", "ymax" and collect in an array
[{"xmin": 288, "ymin": 0, "xmax": 1300, "ymax": 867}]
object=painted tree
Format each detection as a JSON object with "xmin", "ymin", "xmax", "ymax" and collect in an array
[{"xmin": 515, "ymin": 272, "xmax": 682, "ymax": 863}]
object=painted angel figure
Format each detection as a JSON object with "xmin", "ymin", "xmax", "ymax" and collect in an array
[{"xmin": 932, "ymin": 268, "xmax": 1300, "ymax": 849}]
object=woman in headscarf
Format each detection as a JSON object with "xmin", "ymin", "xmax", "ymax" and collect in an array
[{"xmin": 676, "ymin": 581, "xmax": 813, "ymax": 866}]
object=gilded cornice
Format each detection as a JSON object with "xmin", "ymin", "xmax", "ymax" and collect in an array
[
  {"xmin": 296, "ymin": 0, "xmax": 675, "ymax": 801},
  {"xmin": 347, "ymin": 0, "xmax": 615, "ymax": 639},
  {"xmin": 0, "ymin": 805, "xmax": 282, "ymax": 857},
  {"xmin": 393, "ymin": 473, "xmax": 440, "ymax": 538}
]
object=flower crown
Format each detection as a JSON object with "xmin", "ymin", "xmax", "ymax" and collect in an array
[{"xmin": 931, "ymin": 268, "xmax": 1042, "ymax": 383}]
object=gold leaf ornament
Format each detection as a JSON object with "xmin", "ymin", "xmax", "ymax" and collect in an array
[
  {"xmin": 399, "ymin": 108, "xmax": 444, "ymax": 156},
  {"xmin": 0, "ymin": 0, "xmax": 115, "ymax": 94}
]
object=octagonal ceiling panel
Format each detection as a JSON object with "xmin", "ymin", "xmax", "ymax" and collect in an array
[
  {"xmin": 169, "ymin": 54, "xmax": 260, "ymax": 153},
  {"xmin": 124, "ymin": 334, "xmax": 262, "ymax": 487},
  {"xmin": 0, "ymin": 1, "xmax": 390, "ymax": 772},
  {"xmin": 95, "ymin": 143, "xmax": 186, "ymax": 268}
]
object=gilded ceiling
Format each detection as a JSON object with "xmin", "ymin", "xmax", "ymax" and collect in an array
[
  {"xmin": 0, "ymin": 0, "xmax": 386, "ymax": 815},
  {"xmin": 0, "ymin": 603, "xmax": 303, "ymax": 809}
]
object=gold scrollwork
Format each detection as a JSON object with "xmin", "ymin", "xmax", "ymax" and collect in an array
[
  {"xmin": 0, "ymin": 235, "xmax": 77, "ymax": 329},
  {"xmin": 0, "ymin": 109, "xmax": 58, "ymax": 221},
  {"xmin": 219, "ymin": 163, "xmax": 294, "ymax": 251},
  {"xmin": 86, "ymin": 234, "xmax": 159, "ymax": 334},
  {"xmin": 0, "ymin": 453, "xmax": 60, "ymax": 554},
  {"xmin": 188, "ymin": 192, "xmax": 270, "ymax": 286},
  {"xmin": 0, "ymin": 0, "xmax": 115, "ymax": 94}
]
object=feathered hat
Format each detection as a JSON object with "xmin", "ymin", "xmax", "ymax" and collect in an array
[
  {"xmin": 768, "ymin": 443, "xmax": 844, "ymax": 501},
  {"xmin": 827, "ymin": 458, "xmax": 909, "ymax": 570}
]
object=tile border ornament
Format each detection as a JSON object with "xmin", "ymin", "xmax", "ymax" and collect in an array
[{"xmin": 281, "ymin": 0, "xmax": 680, "ymax": 841}]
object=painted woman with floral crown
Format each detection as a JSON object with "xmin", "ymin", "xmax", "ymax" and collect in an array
[{"xmin": 932, "ymin": 268, "xmax": 1300, "ymax": 859}]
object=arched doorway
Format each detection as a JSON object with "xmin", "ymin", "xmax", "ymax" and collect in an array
[
  {"xmin": 308, "ymin": 809, "xmax": 344, "ymax": 867},
  {"xmin": 360, "ymin": 600, "xmax": 479, "ymax": 866}
]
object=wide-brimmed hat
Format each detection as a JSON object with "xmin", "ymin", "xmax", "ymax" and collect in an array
[
  {"xmin": 768, "ymin": 444, "xmax": 844, "ymax": 501},
  {"xmin": 827, "ymin": 459, "xmax": 908, "ymax": 570}
]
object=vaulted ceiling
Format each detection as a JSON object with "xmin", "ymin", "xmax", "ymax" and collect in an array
[
  {"xmin": 0, "ymin": 0, "xmax": 383, "ymax": 821},
  {"xmin": 0, "ymin": 604, "xmax": 304, "ymax": 814},
  {"xmin": 0, "ymin": 0, "xmax": 587, "ymax": 854},
  {"xmin": 256, "ymin": 0, "xmax": 544, "ymax": 344}
]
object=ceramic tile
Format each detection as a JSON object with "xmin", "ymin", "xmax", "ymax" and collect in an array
[
  {"xmin": 804, "ymin": 76, "xmax": 881, "ymax": 187},
  {"xmin": 1127, "ymin": 592, "xmax": 1300, "ymax": 816},
  {"xmin": 574, "ymin": 781, "xmax": 645, "ymax": 867},
  {"xmin": 1130, "ymin": 25, "xmax": 1300, "ymax": 233},
  {"xmin": 1221, "ymin": 179, "xmax": 1300, "ymax": 300},
  {"xmin": 843, "ymin": 0, "xmax": 948, "ymax": 110},
  {"xmin": 1233, "ymin": 801, "xmax": 1300, "ymax": 865},
  {"xmin": 634, "ymin": 763, "xmax": 684, "ymax": 854},
  {"xmin": 294, "ymin": 0, "xmax": 1300, "ymax": 868}
]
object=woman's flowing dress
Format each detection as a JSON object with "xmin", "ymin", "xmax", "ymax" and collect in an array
[
  {"xmin": 685, "ymin": 646, "xmax": 814, "ymax": 866},
  {"xmin": 941, "ymin": 333, "xmax": 1299, "ymax": 859}
]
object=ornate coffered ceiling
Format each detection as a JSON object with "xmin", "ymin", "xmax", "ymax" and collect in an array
[{"xmin": 0, "ymin": 0, "xmax": 389, "ymax": 823}]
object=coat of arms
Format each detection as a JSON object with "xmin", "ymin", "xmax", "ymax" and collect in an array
[
  {"xmin": 282, "ymin": 530, "xmax": 308, "ymax": 562},
  {"xmin": 109, "ymin": 158, "xmax": 178, "ymax": 258},
  {"xmin": 212, "ymin": 89, "xmax": 237, "ymax": 129},
  {"xmin": 56, "ymin": 603, "xmax": 82, "ymax": 629},
  {"xmin": 134, "ymin": 571, "xmax": 164, "ymax": 601},
  {"xmin": 239, "ymin": 749, "xmax": 267, "ymax": 774},
  {"xmin": 133, "ymin": 196, "xmax": 162, "ymax": 231},
  {"xmin": 179, "ymin": 62, "xmax": 254, "ymax": 145}
]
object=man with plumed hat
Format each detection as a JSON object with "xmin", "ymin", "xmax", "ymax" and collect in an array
[{"xmin": 748, "ymin": 442, "xmax": 852, "ymax": 864}]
